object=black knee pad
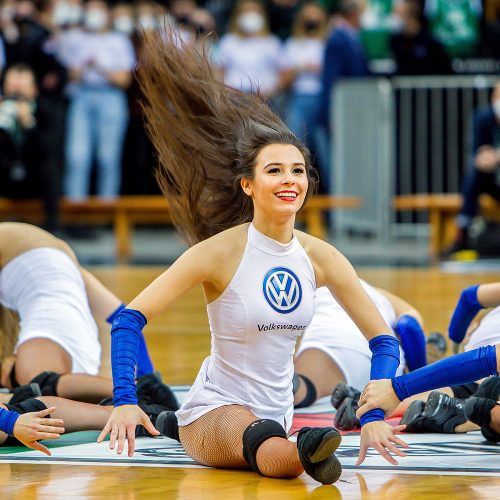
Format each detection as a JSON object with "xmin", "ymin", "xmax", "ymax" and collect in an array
[
  {"xmin": 30, "ymin": 371, "xmax": 61, "ymax": 396},
  {"xmin": 451, "ymin": 383, "xmax": 479, "ymax": 399},
  {"xmin": 294, "ymin": 374, "xmax": 317, "ymax": 409},
  {"xmin": 242, "ymin": 419, "xmax": 287, "ymax": 474},
  {"xmin": 6, "ymin": 398, "xmax": 48, "ymax": 414}
]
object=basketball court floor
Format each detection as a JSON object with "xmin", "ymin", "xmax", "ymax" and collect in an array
[{"xmin": 1, "ymin": 267, "xmax": 499, "ymax": 498}]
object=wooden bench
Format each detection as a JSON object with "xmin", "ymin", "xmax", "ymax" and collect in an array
[
  {"xmin": 0, "ymin": 194, "xmax": 361, "ymax": 262},
  {"xmin": 393, "ymin": 193, "xmax": 500, "ymax": 257}
]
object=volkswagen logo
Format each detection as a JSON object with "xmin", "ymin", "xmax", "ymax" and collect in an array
[{"xmin": 263, "ymin": 267, "xmax": 302, "ymax": 314}]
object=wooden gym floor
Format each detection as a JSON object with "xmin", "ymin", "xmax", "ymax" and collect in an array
[{"xmin": 2, "ymin": 266, "xmax": 500, "ymax": 498}]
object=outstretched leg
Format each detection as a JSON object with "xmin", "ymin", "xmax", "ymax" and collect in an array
[{"xmin": 178, "ymin": 404, "xmax": 302, "ymax": 478}]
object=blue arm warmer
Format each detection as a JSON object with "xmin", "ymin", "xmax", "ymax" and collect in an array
[
  {"xmin": 448, "ymin": 285, "xmax": 483, "ymax": 343},
  {"xmin": 395, "ymin": 314, "xmax": 427, "ymax": 371},
  {"xmin": 108, "ymin": 304, "xmax": 154, "ymax": 379},
  {"xmin": 106, "ymin": 304, "xmax": 126, "ymax": 324},
  {"xmin": 0, "ymin": 407, "xmax": 20, "ymax": 436},
  {"xmin": 111, "ymin": 308, "xmax": 147, "ymax": 407},
  {"xmin": 392, "ymin": 345, "xmax": 498, "ymax": 401},
  {"xmin": 360, "ymin": 335, "xmax": 400, "ymax": 426}
]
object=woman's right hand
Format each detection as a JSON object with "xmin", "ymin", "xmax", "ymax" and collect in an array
[
  {"xmin": 14, "ymin": 406, "xmax": 65, "ymax": 456},
  {"xmin": 97, "ymin": 405, "xmax": 160, "ymax": 457}
]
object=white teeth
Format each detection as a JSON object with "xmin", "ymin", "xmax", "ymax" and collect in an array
[{"xmin": 275, "ymin": 192, "xmax": 297, "ymax": 198}]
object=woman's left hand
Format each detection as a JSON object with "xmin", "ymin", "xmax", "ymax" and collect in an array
[
  {"xmin": 356, "ymin": 379, "xmax": 401, "ymax": 419},
  {"xmin": 356, "ymin": 421, "xmax": 408, "ymax": 465}
]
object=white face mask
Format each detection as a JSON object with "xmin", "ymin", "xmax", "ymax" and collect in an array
[
  {"xmin": 113, "ymin": 15, "xmax": 134, "ymax": 34},
  {"xmin": 67, "ymin": 4, "xmax": 83, "ymax": 24},
  {"xmin": 84, "ymin": 8, "xmax": 107, "ymax": 31},
  {"xmin": 138, "ymin": 14, "xmax": 157, "ymax": 31},
  {"xmin": 237, "ymin": 12, "xmax": 264, "ymax": 35},
  {"xmin": 52, "ymin": 2, "xmax": 72, "ymax": 26},
  {"xmin": 493, "ymin": 99, "xmax": 500, "ymax": 120}
]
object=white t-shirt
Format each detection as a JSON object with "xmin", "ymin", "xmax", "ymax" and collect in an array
[
  {"xmin": 216, "ymin": 33, "xmax": 282, "ymax": 94},
  {"xmin": 66, "ymin": 30, "xmax": 136, "ymax": 87},
  {"xmin": 281, "ymin": 37, "xmax": 324, "ymax": 95}
]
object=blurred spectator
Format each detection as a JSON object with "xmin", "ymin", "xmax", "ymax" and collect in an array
[
  {"xmin": 447, "ymin": 81, "xmax": 500, "ymax": 254},
  {"xmin": 217, "ymin": 0, "xmax": 282, "ymax": 98},
  {"xmin": 319, "ymin": 0, "xmax": 368, "ymax": 129},
  {"xmin": 63, "ymin": 0, "xmax": 135, "ymax": 200},
  {"xmin": 282, "ymin": 2, "xmax": 330, "ymax": 184},
  {"xmin": 267, "ymin": 0, "xmax": 302, "ymax": 40},
  {"xmin": 186, "ymin": 7, "xmax": 217, "ymax": 50},
  {"xmin": 136, "ymin": 0, "xmax": 159, "ymax": 32},
  {"xmin": 478, "ymin": 2, "xmax": 500, "ymax": 57},
  {"xmin": 170, "ymin": 0, "xmax": 196, "ymax": 40},
  {"xmin": 111, "ymin": 2, "xmax": 135, "ymax": 36},
  {"xmin": 425, "ymin": 0, "xmax": 482, "ymax": 57},
  {"xmin": 389, "ymin": 0, "xmax": 451, "ymax": 75},
  {"xmin": 318, "ymin": 0, "xmax": 368, "ymax": 191},
  {"xmin": 2, "ymin": 0, "xmax": 68, "ymax": 231},
  {"xmin": 0, "ymin": 64, "xmax": 56, "ymax": 228}
]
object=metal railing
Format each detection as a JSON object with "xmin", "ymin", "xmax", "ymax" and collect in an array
[{"xmin": 332, "ymin": 75, "xmax": 498, "ymax": 237}]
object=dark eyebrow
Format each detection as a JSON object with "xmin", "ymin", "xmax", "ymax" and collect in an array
[{"xmin": 264, "ymin": 162, "xmax": 306, "ymax": 168}]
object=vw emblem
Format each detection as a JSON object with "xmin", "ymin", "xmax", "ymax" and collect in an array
[{"xmin": 263, "ymin": 267, "xmax": 302, "ymax": 314}]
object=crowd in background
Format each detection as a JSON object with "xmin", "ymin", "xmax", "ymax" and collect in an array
[{"xmin": 0, "ymin": 0, "xmax": 499, "ymax": 232}]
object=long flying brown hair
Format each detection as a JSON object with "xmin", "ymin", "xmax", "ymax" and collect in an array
[{"xmin": 138, "ymin": 31, "xmax": 317, "ymax": 245}]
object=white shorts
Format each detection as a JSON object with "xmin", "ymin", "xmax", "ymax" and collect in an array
[
  {"xmin": 0, "ymin": 248, "xmax": 101, "ymax": 375},
  {"xmin": 296, "ymin": 281, "xmax": 405, "ymax": 391},
  {"xmin": 464, "ymin": 306, "xmax": 500, "ymax": 352}
]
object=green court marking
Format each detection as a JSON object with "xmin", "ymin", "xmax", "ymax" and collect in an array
[{"xmin": 0, "ymin": 431, "xmax": 105, "ymax": 455}]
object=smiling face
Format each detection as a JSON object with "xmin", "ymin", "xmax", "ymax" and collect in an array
[{"xmin": 240, "ymin": 143, "xmax": 308, "ymax": 219}]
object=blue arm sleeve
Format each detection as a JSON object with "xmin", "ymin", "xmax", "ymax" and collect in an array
[
  {"xmin": 106, "ymin": 304, "xmax": 126, "ymax": 324},
  {"xmin": 392, "ymin": 345, "xmax": 498, "ymax": 401},
  {"xmin": 360, "ymin": 335, "xmax": 400, "ymax": 426},
  {"xmin": 111, "ymin": 308, "xmax": 146, "ymax": 407},
  {"xmin": 395, "ymin": 314, "xmax": 427, "ymax": 371},
  {"xmin": 0, "ymin": 407, "xmax": 20, "ymax": 436},
  {"xmin": 107, "ymin": 304, "xmax": 154, "ymax": 378},
  {"xmin": 448, "ymin": 285, "xmax": 483, "ymax": 343}
]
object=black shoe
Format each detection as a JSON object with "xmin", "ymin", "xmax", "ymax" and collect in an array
[
  {"xmin": 464, "ymin": 396, "xmax": 500, "ymax": 442},
  {"xmin": 331, "ymin": 383, "xmax": 360, "ymax": 410},
  {"xmin": 474, "ymin": 376, "xmax": 500, "ymax": 401},
  {"xmin": 422, "ymin": 391, "xmax": 466, "ymax": 433},
  {"xmin": 400, "ymin": 400, "xmax": 427, "ymax": 432},
  {"xmin": 9, "ymin": 383, "xmax": 42, "ymax": 404},
  {"xmin": 426, "ymin": 332, "xmax": 447, "ymax": 364},
  {"xmin": 136, "ymin": 372, "xmax": 179, "ymax": 410},
  {"xmin": 155, "ymin": 410, "xmax": 180, "ymax": 441},
  {"xmin": 334, "ymin": 397, "xmax": 360, "ymax": 430},
  {"xmin": 136, "ymin": 403, "xmax": 171, "ymax": 437},
  {"xmin": 297, "ymin": 427, "xmax": 342, "ymax": 484}
]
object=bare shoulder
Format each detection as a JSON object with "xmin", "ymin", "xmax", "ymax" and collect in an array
[
  {"xmin": 182, "ymin": 224, "xmax": 249, "ymax": 273},
  {"xmin": 294, "ymin": 229, "xmax": 341, "ymax": 261},
  {"xmin": 294, "ymin": 229, "xmax": 348, "ymax": 286}
]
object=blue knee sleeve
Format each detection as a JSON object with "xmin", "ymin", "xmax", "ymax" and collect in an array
[
  {"xmin": 360, "ymin": 335, "xmax": 400, "ymax": 427},
  {"xmin": 392, "ymin": 345, "xmax": 498, "ymax": 401},
  {"xmin": 395, "ymin": 314, "xmax": 427, "ymax": 371},
  {"xmin": 108, "ymin": 304, "xmax": 154, "ymax": 379},
  {"xmin": 448, "ymin": 285, "xmax": 483, "ymax": 343},
  {"xmin": 0, "ymin": 407, "xmax": 19, "ymax": 436},
  {"xmin": 111, "ymin": 309, "xmax": 147, "ymax": 407}
]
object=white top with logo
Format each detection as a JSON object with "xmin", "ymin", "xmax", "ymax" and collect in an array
[
  {"xmin": 0, "ymin": 248, "xmax": 101, "ymax": 375},
  {"xmin": 176, "ymin": 223, "xmax": 316, "ymax": 430},
  {"xmin": 464, "ymin": 305, "xmax": 500, "ymax": 352}
]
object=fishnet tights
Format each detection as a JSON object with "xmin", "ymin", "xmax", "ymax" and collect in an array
[
  {"xmin": 37, "ymin": 397, "xmax": 112, "ymax": 432},
  {"xmin": 179, "ymin": 405, "xmax": 303, "ymax": 478}
]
